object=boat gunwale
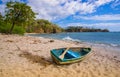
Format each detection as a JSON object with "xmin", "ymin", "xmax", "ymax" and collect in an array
[{"xmin": 50, "ymin": 47, "xmax": 92, "ymax": 64}]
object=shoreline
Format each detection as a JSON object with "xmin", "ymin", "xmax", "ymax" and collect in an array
[
  {"xmin": 0, "ymin": 34, "xmax": 120, "ymax": 77},
  {"xmin": 26, "ymin": 33, "xmax": 120, "ymax": 50}
]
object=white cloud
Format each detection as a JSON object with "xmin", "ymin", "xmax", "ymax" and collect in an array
[
  {"xmin": 90, "ymin": 23, "xmax": 120, "ymax": 31},
  {"xmin": 28, "ymin": 0, "xmax": 113, "ymax": 21},
  {"xmin": 74, "ymin": 14, "xmax": 120, "ymax": 21},
  {"xmin": 0, "ymin": 0, "xmax": 117, "ymax": 21},
  {"xmin": 1, "ymin": 0, "xmax": 21, "ymax": 3},
  {"xmin": 95, "ymin": 0, "xmax": 113, "ymax": 6},
  {"xmin": 111, "ymin": 0, "xmax": 120, "ymax": 10},
  {"xmin": 28, "ymin": 0, "xmax": 68, "ymax": 20},
  {"xmin": 1, "ymin": 0, "xmax": 10, "ymax": 3}
]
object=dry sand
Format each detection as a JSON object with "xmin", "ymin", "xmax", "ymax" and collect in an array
[{"xmin": 0, "ymin": 34, "xmax": 120, "ymax": 77}]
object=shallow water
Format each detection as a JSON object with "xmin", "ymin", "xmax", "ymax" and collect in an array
[{"xmin": 27, "ymin": 32, "xmax": 120, "ymax": 48}]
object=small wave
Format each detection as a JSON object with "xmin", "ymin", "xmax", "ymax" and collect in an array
[
  {"xmin": 62, "ymin": 36, "xmax": 80, "ymax": 42},
  {"xmin": 110, "ymin": 44, "xmax": 118, "ymax": 47},
  {"xmin": 62, "ymin": 36, "xmax": 72, "ymax": 40},
  {"xmin": 109, "ymin": 44, "xmax": 120, "ymax": 48},
  {"xmin": 97, "ymin": 43, "xmax": 120, "ymax": 48}
]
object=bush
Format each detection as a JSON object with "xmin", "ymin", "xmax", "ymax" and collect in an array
[
  {"xmin": 0, "ymin": 22, "xmax": 10, "ymax": 33},
  {"xmin": 12, "ymin": 26, "xmax": 25, "ymax": 35},
  {"xmin": 0, "ymin": 22, "xmax": 25, "ymax": 35}
]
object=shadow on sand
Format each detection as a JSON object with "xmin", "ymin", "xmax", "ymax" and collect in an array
[{"xmin": 19, "ymin": 51, "xmax": 53, "ymax": 66}]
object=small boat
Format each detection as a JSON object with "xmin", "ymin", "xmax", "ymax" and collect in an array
[{"xmin": 50, "ymin": 47, "xmax": 92, "ymax": 64}]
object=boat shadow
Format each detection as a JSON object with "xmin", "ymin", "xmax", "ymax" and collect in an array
[
  {"xmin": 19, "ymin": 50, "xmax": 91, "ymax": 67},
  {"xmin": 19, "ymin": 51, "xmax": 54, "ymax": 66}
]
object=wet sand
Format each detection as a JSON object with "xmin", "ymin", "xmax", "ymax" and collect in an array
[{"xmin": 0, "ymin": 34, "xmax": 120, "ymax": 77}]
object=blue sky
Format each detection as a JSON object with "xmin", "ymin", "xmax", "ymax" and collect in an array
[{"xmin": 0, "ymin": 0, "xmax": 120, "ymax": 31}]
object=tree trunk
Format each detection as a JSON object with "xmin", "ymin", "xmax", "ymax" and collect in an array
[{"xmin": 9, "ymin": 22, "xmax": 15, "ymax": 34}]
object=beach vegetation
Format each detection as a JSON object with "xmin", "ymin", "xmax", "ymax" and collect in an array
[
  {"xmin": 0, "ymin": 13, "xmax": 3, "ymax": 22},
  {"xmin": 12, "ymin": 26, "xmax": 25, "ymax": 35},
  {"xmin": 0, "ymin": 22, "xmax": 25, "ymax": 35},
  {"xmin": 0, "ymin": 22, "xmax": 10, "ymax": 33},
  {"xmin": 65, "ymin": 26, "xmax": 109, "ymax": 32},
  {"xmin": 4, "ymin": 1, "xmax": 35, "ymax": 34},
  {"xmin": 26, "ymin": 19, "xmax": 63, "ymax": 33}
]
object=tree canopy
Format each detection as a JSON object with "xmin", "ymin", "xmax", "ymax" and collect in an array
[
  {"xmin": 5, "ymin": 1, "xmax": 35, "ymax": 33},
  {"xmin": 27, "ymin": 19, "xmax": 63, "ymax": 33},
  {"xmin": 65, "ymin": 26, "xmax": 109, "ymax": 32},
  {"xmin": 0, "ymin": 13, "xmax": 3, "ymax": 22}
]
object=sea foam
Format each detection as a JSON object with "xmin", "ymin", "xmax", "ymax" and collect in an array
[{"xmin": 62, "ymin": 36, "xmax": 80, "ymax": 42}]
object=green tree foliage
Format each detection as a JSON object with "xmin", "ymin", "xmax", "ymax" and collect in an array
[
  {"xmin": 0, "ymin": 22, "xmax": 11, "ymax": 34},
  {"xmin": 0, "ymin": 13, "xmax": 3, "ymax": 21},
  {"xmin": 0, "ymin": 21, "xmax": 25, "ymax": 35},
  {"xmin": 5, "ymin": 1, "xmax": 35, "ymax": 34},
  {"xmin": 12, "ymin": 26, "xmax": 25, "ymax": 35},
  {"xmin": 65, "ymin": 26, "xmax": 109, "ymax": 32},
  {"xmin": 27, "ymin": 19, "xmax": 63, "ymax": 33},
  {"xmin": 0, "ymin": 13, "xmax": 10, "ymax": 33}
]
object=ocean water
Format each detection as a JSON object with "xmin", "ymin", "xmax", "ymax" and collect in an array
[{"xmin": 27, "ymin": 32, "xmax": 120, "ymax": 47}]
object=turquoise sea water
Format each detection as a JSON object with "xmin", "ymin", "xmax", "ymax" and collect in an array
[{"xmin": 27, "ymin": 32, "xmax": 120, "ymax": 47}]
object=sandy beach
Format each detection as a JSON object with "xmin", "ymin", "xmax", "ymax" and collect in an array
[{"xmin": 0, "ymin": 34, "xmax": 120, "ymax": 77}]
